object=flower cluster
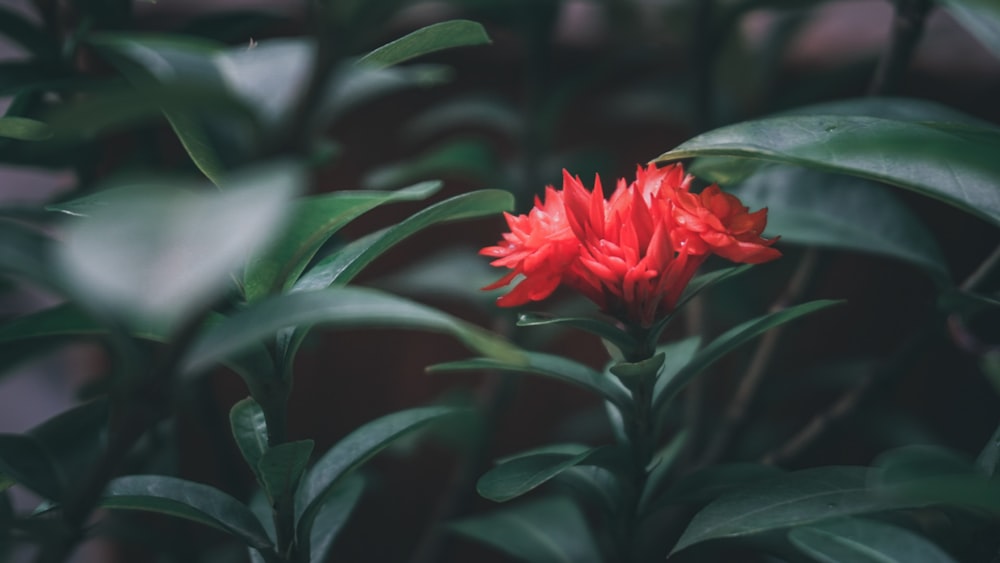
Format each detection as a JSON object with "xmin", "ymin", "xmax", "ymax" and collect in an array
[{"xmin": 482, "ymin": 163, "xmax": 780, "ymax": 326}]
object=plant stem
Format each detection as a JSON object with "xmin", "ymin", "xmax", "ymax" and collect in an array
[{"xmin": 868, "ymin": 0, "xmax": 933, "ymax": 96}]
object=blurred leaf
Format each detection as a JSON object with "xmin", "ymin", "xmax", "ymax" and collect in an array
[
  {"xmin": 732, "ymin": 166, "xmax": 950, "ymax": 284},
  {"xmin": 363, "ymin": 139, "xmax": 496, "ymax": 189},
  {"xmin": 430, "ymin": 351, "xmax": 631, "ymax": 410},
  {"xmin": 403, "ymin": 96, "xmax": 521, "ymax": 141},
  {"xmin": 28, "ymin": 399, "xmax": 108, "ymax": 488},
  {"xmin": 637, "ymin": 430, "xmax": 688, "ymax": 514},
  {"xmin": 653, "ymin": 300, "xmax": 843, "ymax": 411},
  {"xmin": 554, "ymin": 465, "xmax": 623, "ymax": 514},
  {"xmin": 789, "ymin": 518, "xmax": 958, "ymax": 563},
  {"xmin": 373, "ymin": 246, "xmax": 503, "ymax": 307},
  {"xmin": 450, "ymin": 496, "xmax": 602, "ymax": 563},
  {"xmin": 0, "ymin": 117, "xmax": 51, "ymax": 141},
  {"xmin": 243, "ymin": 181, "xmax": 440, "ymax": 300},
  {"xmin": 214, "ymin": 39, "xmax": 312, "ymax": 127},
  {"xmin": 102, "ymin": 475, "xmax": 273, "ymax": 550},
  {"xmin": 655, "ymin": 463, "xmax": 784, "ymax": 508},
  {"xmin": 937, "ymin": 0, "xmax": 1000, "ymax": 60},
  {"xmin": 0, "ymin": 434, "xmax": 63, "ymax": 500},
  {"xmin": 258, "ymin": 440, "xmax": 313, "ymax": 503},
  {"xmin": 672, "ymin": 466, "xmax": 901, "ymax": 554},
  {"xmin": 229, "ymin": 397, "xmax": 269, "ymax": 482},
  {"xmin": 517, "ymin": 313, "xmax": 637, "ymax": 355},
  {"xmin": 296, "ymin": 407, "xmax": 461, "ymax": 551},
  {"xmin": 183, "ymin": 286, "xmax": 522, "ymax": 375},
  {"xmin": 784, "ymin": 97, "xmax": 997, "ymax": 125},
  {"xmin": 0, "ymin": 219, "xmax": 56, "ymax": 288},
  {"xmin": 976, "ymin": 421, "xmax": 1000, "ymax": 476},
  {"xmin": 56, "ymin": 163, "xmax": 302, "ymax": 326},
  {"xmin": 308, "ymin": 474, "xmax": 365, "ymax": 563},
  {"xmin": 180, "ymin": 10, "xmax": 289, "ymax": 43},
  {"xmin": 655, "ymin": 115, "xmax": 1000, "ymax": 227},
  {"xmin": 359, "ymin": 20, "xmax": 490, "ymax": 69},
  {"xmin": 0, "ymin": 61, "xmax": 64, "ymax": 96},
  {"xmin": 478, "ymin": 447, "xmax": 605, "ymax": 502},
  {"xmin": 873, "ymin": 445, "xmax": 1000, "ymax": 516},
  {"xmin": 294, "ymin": 189, "xmax": 514, "ymax": 292},
  {"xmin": 0, "ymin": 6, "xmax": 58, "ymax": 58}
]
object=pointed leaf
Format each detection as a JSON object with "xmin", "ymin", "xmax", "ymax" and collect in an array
[
  {"xmin": 789, "ymin": 518, "xmax": 958, "ymax": 563},
  {"xmin": 258, "ymin": 440, "xmax": 313, "ymax": 504},
  {"xmin": 654, "ymin": 300, "xmax": 842, "ymax": 411},
  {"xmin": 229, "ymin": 397, "xmax": 269, "ymax": 481},
  {"xmin": 308, "ymin": 474, "xmax": 365, "ymax": 563},
  {"xmin": 102, "ymin": 475, "xmax": 272, "ymax": 550},
  {"xmin": 655, "ymin": 115, "xmax": 1000, "ymax": 227},
  {"xmin": 243, "ymin": 181, "xmax": 440, "ymax": 300},
  {"xmin": 732, "ymin": 166, "xmax": 949, "ymax": 283},
  {"xmin": 0, "ymin": 434, "xmax": 63, "ymax": 500},
  {"xmin": 56, "ymin": 163, "xmax": 302, "ymax": 326},
  {"xmin": 296, "ymin": 407, "xmax": 461, "ymax": 550},
  {"xmin": 450, "ymin": 496, "xmax": 602, "ymax": 563},
  {"xmin": 294, "ymin": 189, "xmax": 514, "ymax": 292},
  {"xmin": 517, "ymin": 313, "xmax": 637, "ymax": 355},
  {"xmin": 359, "ymin": 20, "xmax": 490, "ymax": 69},
  {"xmin": 430, "ymin": 351, "xmax": 631, "ymax": 410},
  {"xmin": 0, "ymin": 117, "xmax": 51, "ymax": 141},
  {"xmin": 478, "ymin": 447, "xmax": 606, "ymax": 502},
  {"xmin": 672, "ymin": 466, "xmax": 906, "ymax": 554},
  {"xmin": 183, "ymin": 286, "xmax": 522, "ymax": 375}
]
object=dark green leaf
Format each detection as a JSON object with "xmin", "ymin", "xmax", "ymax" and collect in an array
[
  {"xmin": 655, "ymin": 462, "xmax": 784, "ymax": 508},
  {"xmin": 789, "ymin": 518, "xmax": 958, "ymax": 563},
  {"xmin": 359, "ymin": 20, "xmax": 491, "ymax": 69},
  {"xmin": 307, "ymin": 474, "xmax": 365, "ymax": 563},
  {"xmin": 294, "ymin": 189, "xmax": 514, "ymax": 291},
  {"xmin": 0, "ymin": 117, "xmax": 51, "ymax": 141},
  {"xmin": 637, "ymin": 430, "xmax": 688, "ymax": 514},
  {"xmin": 0, "ymin": 6, "xmax": 58, "ymax": 58},
  {"xmin": 653, "ymin": 300, "xmax": 842, "ymax": 411},
  {"xmin": 732, "ymin": 166, "xmax": 949, "ymax": 284},
  {"xmin": 655, "ymin": 115, "xmax": 1000, "ymax": 227},
  {"xmin": 258, "ymin": 440, "xmax": 313, "ymax": 503},
  {"xmin": 554, "ymin": 465, "xmax": 623, "ymax": 515},
  {"xmin": 450, "ymin": 496, "xmax": 602, "ymax": 563},
  {"xmin": 783, "ymin": 96, "xmax": 996, "ymax": 125},
  {"xmin": 296, "ymin": 407, "xmax": 461, "ymax": 550},
  {"xmin": 56, "ymin": 163, "xmax": 301, "ymax": 326},
  {"xmin": 0, "ymin": 219, "xmax": 56, "ymax": 288},
  {"xmin": 229, "ymin": 397, "xmax": 268, "ymax": 481},
  {"xmin": 976, "ymin": 421, "xmax": 1000, "ymax": 476},
  {"xmin": 938, "ymin": 0, "xmax": 1000, "ymax": 59},
  {"xmin": 243, "ymin": 181, "xmax": 440, "ymax": 300},
  {"xmin": 0, "ymin": 434, "xmax": 63, "ymax": 500},
  {"xmin": 28, "ymin": 399, "xmax": 108, "ymax": 487},
  {"xmin": 478, "ymin": 447, "xmax": 604, "ymax": 502},
  {"xmin": 430, "ymin": 351, "xmax": 631, "ymax": 410},
  {"xmin": 102, "ymin": 475, "xmax": 272, "ymax": 550},
  {"xmin": 672, "ymin": 466, "xmax": 900, "ymax": 554},
  {"xmin": 517, "ymin": 313, "xmax": 637, "ymax": 355},
  {"xmin": 184, "ymin": 286, "xmax": 522, "ymax": 375},
  {"xmin": 873, "ymin": 445, "xmax": 1000, "ymax": 516}
]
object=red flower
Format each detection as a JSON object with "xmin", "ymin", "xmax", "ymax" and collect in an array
[{"xmin": 482, "ymin": 163, "xmax": 780, "ymax": 326}]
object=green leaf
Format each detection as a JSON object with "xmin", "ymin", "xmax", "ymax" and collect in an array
[
  {"xmin": 0, "ymin": 434, "xmax": 64, "ymax": 500},
  {"xmin": 430, "ymin": 351, "xmax": 632, "ymax": 410},
  {"xmin": 789, "ymin": 518, "xmax": 958, "ymax": 563},
  {"xmin": 654, "ymin": 115, "xmax": 1000, "ymax": 227},
  {"xmin": 653, "ymin": 300, "xmax": 842, "ymax": 411},
  {"xmin": 243, "ymin": 181, "xmax": 441, "ymax": 300},
  {"xmin": 296, "ymin": 407, "xmax": 460, "ymax": 551},
  {"xmin": 229, "ymin": 397, "xmax": 269, "ymax": 482},
  {"xmin": 294, "ymin": 189, "xmax": 514, "ymax": 291},
  {"xmin": 258, "ymin": 440, "xmax": 313, "ymax": 503},
  {"xmin": 307, "ymin": 474, "xmax": 365, "ymax": 563},
  {"xmin": 655, "ymin": 462, "xmax": 784, "ymax": 508},
  {"xmin": 873, "ymin": 445, "xmax": 1000, "ymax": 516},
  {"xmin": 28, "ymin": 399, "xmax": 108, "ymax": 489},
  {"xmin": 731, "ymin": 166, "xmax": 950, "ymax": 284},
  {"xmin": 646, "ymin": 266, "xmax": 753, "ymax": 346},
  {"xmin": 672, "ymin": 466, "xmax": 902, "ymax": 554},
  {"xmin": 450, "ymin": 496, "xmax": 602, "ymax": 563},
  {"xmin": 517, "ymin": 313, "xmax": 637, "ymax": 355},
  {"xmin": 478, "ymin": 447, "xmax": 605, "ymax": 502},
  {"xmin": 976, "ymin": 421, "xmax": 1000, "ymax": 477},
  {"xmin": 554, "ymin": 465, "xmax": 623, "ymax": 514},
  {"xmin": 637, "ymin": 430, "xmax": 688, "ymax": 514},
  {"xmin": 102, "ymin": 475, "xmax": 273, "ymax": 550},
  {"xmin": 56, "ymin": 163, "xmax": 302, "ymax": 327},
  {"xmin": 938, "ymin": 0, "xmax": 1000, "ymax": 60},
  {"xmin": 359, "ymin": 20, "xmax": 491, "ymax": 69},
  {"xmin": 0, "ymin": 6, "xmax": 58, "ymax": 58},
  {"xmin": 0, "ymin": 117, "xmax": 51, "ymax": 141},
  {"xmin": 0, "ymin": 219, "xmax": 56, "ymax": 288},
  {"xmin": 183, "ymin": 286, "xmax": 522, "ymax": 375}
]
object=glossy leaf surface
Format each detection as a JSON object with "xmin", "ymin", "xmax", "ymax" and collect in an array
[
  {"xmin": 102, "ymin": 475, "xmax": 272, "ymax": 550},
  {"xmin": 478, "ymin": 447, "xmax": 602, "ymax": 502},
  {"xmin": 655, "ymin": 115, "xmax": 1000, "ymax": 227},
  {"xmin": 450, "ymin": 496, "xmax": 602, "ymax": 563},
  {"xmin": 258, "ymin": 440, "xmax": 313, "ymax": 503},
  {"xmin": 789, "ymin": 518, "xmax": 958, "ymax": 563},
  {"xmin": 359, "ymin": 20, "xmax": 490, "ymax": 69},
  {"xmin": 307, "ymin": 474, "xmax": 365, "ymax": 563},
  {"xmin": 430, "ymin": 351, "xmax": 631, "ymax": 409},
  {"xmin": 229, "ymin": 397, "xmax": 269, "ymax": 481}
]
